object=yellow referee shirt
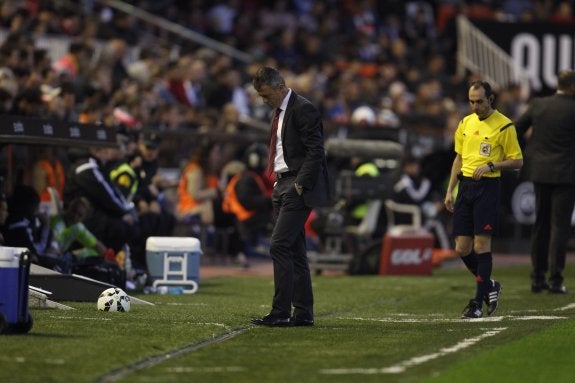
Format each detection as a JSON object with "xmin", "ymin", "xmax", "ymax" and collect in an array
[{"xmin": 455, "ymin": 110, "xmax": 523, "ymax": 178}]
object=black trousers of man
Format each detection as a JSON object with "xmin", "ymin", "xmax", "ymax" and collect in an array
[
  {"xmin": 269, "ymin": 176, "xmax": 313, "ymax": 320},
  {"xmin": 531, "ymin": 182, "xmax": 575, "ymax": 286}
]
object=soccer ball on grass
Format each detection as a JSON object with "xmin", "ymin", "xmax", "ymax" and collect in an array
[{"xmin": 97, "ymin": 287, "xmax": 131, "ymax": 312}]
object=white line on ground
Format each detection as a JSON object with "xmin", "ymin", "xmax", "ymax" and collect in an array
[
  {"xmin": 0, "ymin": 357, "xmax": 65, "ymax": 365},
  {"xmin": 555, "ymin": 302, "xmax": 575, "ymax": 311},
  {"xmin": 338, "ymin": 315, "xmax": 566, "ymax": 323},
  {"xmin": 511, "ymin": 315, "xmax": 568, "ymax": 320},
  {"xmin": 166, "ymin": 366, "xmax": 246, "ymax": 373},
  {"xmin": 49, "ymin": 316, "xmax": 112, "ymax": 321},
  {"xmin": 320, "ymin": 327, "xmax": 508, "ymax": 375}
]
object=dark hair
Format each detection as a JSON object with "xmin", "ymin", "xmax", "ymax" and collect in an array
[
  {"xmin": 252, "ymin": 67, "xmax": 285, "ymax": 90},
  {"xmin": 469, "ymin": 80, "xmax": 494, "ymax": 99},
  {"xmin": 469, "ymin": 80, "xmax": 495, "ymax": 106}
]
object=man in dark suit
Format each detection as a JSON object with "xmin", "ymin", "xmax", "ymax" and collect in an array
[
  {"xmin": 251, "ymin": 67, "xmax": 331, "ymax": 327},
  {"xmin": 515, "ymin": 69, "xmax": 575, "ymax": 294}
]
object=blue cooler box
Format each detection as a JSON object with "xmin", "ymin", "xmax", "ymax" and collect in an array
[
  {"xmin": 145, "ymin": 237, "xmax": 202, "ymax": 294},
  {"xmin": 0, "ymin": 246, "xmax": 33, "ymax": 334}
]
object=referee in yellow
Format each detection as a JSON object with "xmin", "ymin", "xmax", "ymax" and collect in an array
[{"xmin": 444, "ymin": 81, "xmax": 523, "ymax": 318}]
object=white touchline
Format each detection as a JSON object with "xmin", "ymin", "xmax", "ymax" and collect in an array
[
  {"xmin": 166, "ymin": 366, "xmax": 246, "ymax": 373},
  {"xmin": 320, "ymin": 327, "xmax": 508, "ymax": 375},
  {"xmin": 337, "ymin": 315, "xmax": 566, "ymax": 323},
  {"xmin": 555, "ymin": 302, "xmax": 575, "ymax": 311},
  {"xmin": 49, "ymin": 316, "xmax": 112, "ymax": 321}
]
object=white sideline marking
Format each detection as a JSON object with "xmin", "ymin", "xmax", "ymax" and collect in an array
[
  {"xmin": 49, "ymin": 316, "xmax": 111, "ymax": 321},
  {"xmin": 320, "ymin": 327, "xmax": 507, "ymax": 375},
  {"xmin": 511, "ymin": 315, "xmax": 568, "ymax": 320},
  {"xmin": 555, "ymin": 302, "xmax": 575, "ymax": 311},
  {"xmin": 339, "ymin": 315, "xmax": 566, "ymax": 323},
  {"xmin": 166, "ymin": 366, "xmax": 246, "ymax": 373},
  {"xmin": 0, "ymin": 357, "xmax": 65, "ymax": 365}
]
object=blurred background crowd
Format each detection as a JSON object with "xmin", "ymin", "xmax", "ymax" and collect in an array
[{"xmin": 0, "ymin": 0, "xmax": 572, "ymax": 286}]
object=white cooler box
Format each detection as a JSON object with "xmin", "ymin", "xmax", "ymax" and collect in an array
[{"xmin": 145, "ymin": 237, "xmax": 202, "ymax": 294}]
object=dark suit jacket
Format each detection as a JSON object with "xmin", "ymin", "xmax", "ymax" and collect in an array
[
  {"xmin": 515, "ymin": 93, "xmax": 575, "ymax": 184},
  {"xmin": 280, "ymin": 91, "xmax": 332, "ymax": 207}
]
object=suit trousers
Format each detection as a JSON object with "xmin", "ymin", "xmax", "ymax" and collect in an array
[
  {"xmin": 270, "ymin": 176, "xmax": 313, "ymax": 319},
  {"xmin": 531, "ymin": 182, "xmax": 575, "ymax": 285}
]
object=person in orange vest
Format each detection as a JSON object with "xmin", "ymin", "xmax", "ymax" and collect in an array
[
  {"xmin": 177, "ymin": 139, "xmax": 221, "ymax": 225},
  {"xmin": 30, "ymin": 147, "xmax": 65, "ymax": 214},
  {"xmin": 222, "ymin": 143, "xmax": 273, "ymax": 257}
]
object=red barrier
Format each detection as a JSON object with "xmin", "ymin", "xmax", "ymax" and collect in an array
[{"xmin": 379, "ymin": 232, "xmax": 434, "ymax": 275}]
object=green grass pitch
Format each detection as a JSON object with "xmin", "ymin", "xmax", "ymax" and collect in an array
[{"xmin": 1, "ymin": 262, "xmax": 575, "ymax": 383}]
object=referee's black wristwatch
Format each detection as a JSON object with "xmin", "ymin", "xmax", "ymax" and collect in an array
[{"xmin": 487, "ymin": 162, "xmax": 496, "ymax": 172}]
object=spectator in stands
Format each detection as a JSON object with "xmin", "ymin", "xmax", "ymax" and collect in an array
[
  {"xmin": 0, "ymin": 66, "xmax": 18, "ymax": 99},
  {"xmin": 392, "ymin": 152, "xmax": 450, "ymax": 250},
  {"xmin": 49, "ymin": 196, "xmax": 116, "ymax": 265},
  {"xmin": 176, "ymin": 139, "xmax": 221, "ymax": 225},
  {"xmin": 222, "ymin": 143, "xmax": 273, "ymax": 264},
  {"xmin": 53, "ymin": 195, "xmax": 126, "ymax": 287},
  {"xmin": 214, "ymin": 157, "xmax": 249, "ymax": 265},
  {"xmin": 110, "ymin": 150, "xmax": 143, "ymax": 204},
  {"xmin": 550, "ymin": 1, "xmax": 575, "ymax": 24},
  {"xmin": 62, "ymin": 147, "xmax": 136, "ymax": 259},
  {"xmin": 30, "ymin": 146, "xmax": 65, "ymax": 215},
  {"xmin": 1, "ymin": 184, "xmax": 67, "ymax": 272},
  {"xmin": 9, "ymin": 86, "xmax": 44, "ymax": 116},
  {"xmin": 349, "ymin": 160, "xmax": 380, "ymax": 226},
  {"xmin": 97, "ymin": 11, "xmax": 140, "ymax": 45},
  {"xmin": 51, "ymin": 40, "xmax": 90, "ymax": 80},
  {"xmin": 92, "ymin": 38, "xmax": 129, "ymax": 94},
  {"xmin": 167, "ymin": 56, "xmax": 207, "ymax": 108}
]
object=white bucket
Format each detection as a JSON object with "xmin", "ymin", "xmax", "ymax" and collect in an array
[
  {"xmin": 145, "ymin": 237, "xmax": 201, "ymax": 253},
  {"xmin": 0, "ymin": 247, "xmax": 29, "ymax": 268}
]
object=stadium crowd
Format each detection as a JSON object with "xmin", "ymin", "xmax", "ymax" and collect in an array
[{"xmin": 0, "ymin": 0, "xmax": 572, "ymax": 286}]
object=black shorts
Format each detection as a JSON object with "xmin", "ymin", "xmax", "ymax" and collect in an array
[{"xmin": 452, "ymin": 175, "xmax": 501, "ymax": 237}]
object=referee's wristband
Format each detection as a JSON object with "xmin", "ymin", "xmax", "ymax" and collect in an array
[{"xmin": 487, "ymin": 162, "xmax": 496, "ymax": 172}]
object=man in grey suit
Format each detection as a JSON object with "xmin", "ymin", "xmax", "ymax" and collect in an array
[
  {"xmin": 251, "ymin": 67, "xmax": 331, "ymax": 326},
  {"xmin": 515, "ymin": 69, "xmax": 575, "ymax": 294}
]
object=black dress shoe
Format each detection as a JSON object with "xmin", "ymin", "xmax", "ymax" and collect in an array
[
  {"xmin": 290, "ymin": 316, "xmax": 314, "ymax": 327},
  {"xmin": 251, "ymin": 314, "xmax": 291, "ymax": 327},
  {"xmin": 531, "ymin": 282, "xmax": 549, "ymax": 293},
  {"xmin": 549, "ymin": 285, "xmax": 568, "ymax": 294}
]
